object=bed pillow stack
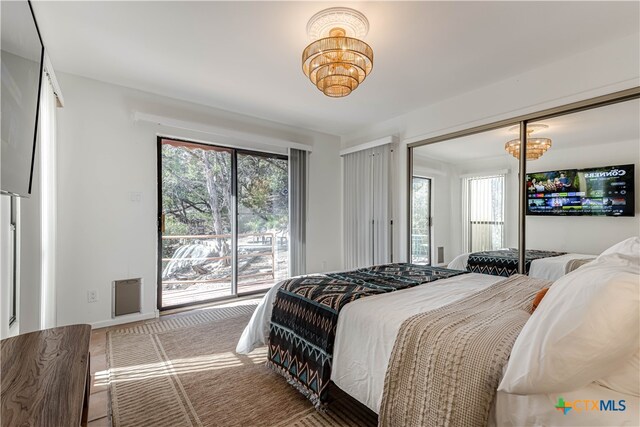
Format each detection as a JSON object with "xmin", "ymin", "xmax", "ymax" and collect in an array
[{"xmin": 498, "ymin": 236, "xmax": 640, "ymax": 396}]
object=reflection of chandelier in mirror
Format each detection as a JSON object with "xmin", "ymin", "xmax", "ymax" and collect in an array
[
  {"xmin": 302, "ymin": 7, "xmax": 373, "ymax": 98},
  {"xmin": 505, "ymin": 124, "xmax": 552, "ymax": 160}
]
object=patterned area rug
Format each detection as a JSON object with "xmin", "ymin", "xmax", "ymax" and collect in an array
[{"xmin": 104, "ymin": 300, "xmax": 377, "ymax": 427}]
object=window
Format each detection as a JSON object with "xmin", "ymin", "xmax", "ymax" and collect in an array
[
  {"xmin": 465, "ymin": 174, "xmax": 505, "ymax": 252},
  {"xmin": 411, "ymin": 176, "xmax": 431, "ymax": 264}
]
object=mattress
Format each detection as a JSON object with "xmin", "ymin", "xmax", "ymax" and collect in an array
[{"xmin": 448, "ymin": 252, "xmax": 595, "ymax": 280}]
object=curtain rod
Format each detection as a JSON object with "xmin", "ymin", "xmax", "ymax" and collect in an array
[
  {"xmin": 339, "ymin": 135, "xmax": 397, "ymax": 156},
  {"xmin": 43, "ymin": 52, "xmax": 64, "ymax": 107}
]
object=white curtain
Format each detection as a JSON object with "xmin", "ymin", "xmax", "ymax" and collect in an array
[
  {"xmin": 288, "ymin": 148, "xmax": 308, "ymax": 276},
  {"xmin": 40, "ymin": 72, "xmax": 57, "ymax": 329},
  {"xmin": 462, "ymin": 174, "xmax": 506, "ymax": 253},
  {"xmin": 343, "ymin": 144, "xmax": 392, "ymax": 269},
  {"xmin": 371, "ymin": 144, "xmax": 391, "ymax": 264},
  {"xmin": 461, "ymin": 176, "xmax": 471, "ymax": 253}
]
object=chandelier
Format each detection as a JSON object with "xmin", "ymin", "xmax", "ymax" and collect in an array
[
  {"xmin": 505, "ymin": 124, "xmax": 552, "ymax": 160},
  {"xmin": 302, "ymin": 7, "xmax": 373, "ymax": 98}
]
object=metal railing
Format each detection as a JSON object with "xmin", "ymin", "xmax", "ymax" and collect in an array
[{"xmin": 161, "ymin": 232, "xmax": 277, "ymax": 285}]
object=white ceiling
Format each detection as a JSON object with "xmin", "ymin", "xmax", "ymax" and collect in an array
[
  {"xmin": 33, "ymin": 1, "xmax": 639, "ymax": 136},
  {"xmin": 414, "ymin": 99, "xmax": 640, "ymax": 163}
]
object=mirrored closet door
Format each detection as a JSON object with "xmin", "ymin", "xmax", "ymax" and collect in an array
[
  {"xmin": 409, "ymin": 90, "xmax": 638, "ymax": 278},
  {"xmin": 525, "ymin": 99, "xmax": 639, "ymax": 263}
]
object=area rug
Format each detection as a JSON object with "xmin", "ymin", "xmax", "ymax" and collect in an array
[{"xmin": 105, "ymin": 300, "xmax": 377, "ymax": 427}]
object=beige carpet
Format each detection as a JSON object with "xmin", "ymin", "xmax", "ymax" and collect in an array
[{"xmin": 105, "ymin": 301, "xmax": 377, "ymax": 427}]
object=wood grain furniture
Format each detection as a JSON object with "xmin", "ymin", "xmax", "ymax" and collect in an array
[{"xmin": 1, "ymin": 324, "xmax": 92, "ymax": 427}]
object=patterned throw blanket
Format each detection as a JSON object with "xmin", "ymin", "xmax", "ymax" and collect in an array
[
  {"xmin": 467, "ymin": 248, "xmax": 566, "ymax": 276},
  {"xmin": 379, "ymin": 275, "xmax": 550, "ymax": 427},
  {"xmin": 266, "ymin": 263, "xmax": 468, "ymax": 408}
]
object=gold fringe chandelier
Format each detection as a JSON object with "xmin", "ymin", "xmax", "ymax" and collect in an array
[
  {"xmin": 302, "ymin": 8, "xmax": 373, "ymax": 98},
  {"xmin": 505, "ymin": 124, "xmax": 552, "ymax": 160}
]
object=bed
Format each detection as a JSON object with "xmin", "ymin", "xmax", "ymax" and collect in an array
[
  {"xmin": 237, "ymin": 238, "xmax": 639, "ymax": 426},
  {"xmin": 447, "ymin": 249, "xmax": 595, "ymax": 280}
]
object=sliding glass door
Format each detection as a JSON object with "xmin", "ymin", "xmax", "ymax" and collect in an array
[
  {"xmin": 237, "ymin": 151, "xmax": 289, "ymax": 294},
  {"xmin": 158, "ymin": 138, "xmax": 288, "ymax": 310},
  {"xmin": 411, "ymin": 176, "xmax": 432, "ymax": 264}
]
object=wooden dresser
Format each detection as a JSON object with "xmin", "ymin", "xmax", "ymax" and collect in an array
[{"xmin": 1, "ymin": 325, "xmax": 92, "ymax": 427}]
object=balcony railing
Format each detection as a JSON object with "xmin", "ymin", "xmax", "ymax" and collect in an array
[{"xmin": 161, "ymin": 232, "xmax": 277, "ymax": 285}]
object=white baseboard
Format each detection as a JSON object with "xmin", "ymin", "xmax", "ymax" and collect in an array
[{"xmin": 90, "ymin": 311, "xmax": 159, "ymax": 330}]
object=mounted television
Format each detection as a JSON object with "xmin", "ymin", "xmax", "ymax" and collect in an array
[
  {"xmin": 527, "ymin": 164, "xmax": 635, "ymax": 217},
  {"xmin": 1, "ymin": 0, "xmax": 44, "ymax": 197}
]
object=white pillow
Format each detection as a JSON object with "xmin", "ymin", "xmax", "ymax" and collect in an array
[
  {"xmin": 599, "ymin": 236, "xmax": 640, "ymax": 258},
  {"xmin": 498, "ymin": 262, "xmax": 640, "ymax": 395},
  {"xmin": 596, "ymin": 350, "xmax": 640, "ymax": 397},
  {"xmin": 594, "ymin": 236, "xmax": 640, "ymax": 273}
]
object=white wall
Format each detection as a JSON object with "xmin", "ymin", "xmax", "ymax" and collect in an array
[
  {"xmin": 55, "ymin": 73, "xmax": 342, "ymax": 328},
  {"xmin": 343, "ymin": 33, "xmax": 640, "ymax": 262},
  {"xmin": 525, "ymin": 139, "xmax": 640, "ymax": 254}
]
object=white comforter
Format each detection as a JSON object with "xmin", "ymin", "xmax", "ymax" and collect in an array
[{"xmin": 447, "ymin": 252, "xmax": 595, "ymax": 280}]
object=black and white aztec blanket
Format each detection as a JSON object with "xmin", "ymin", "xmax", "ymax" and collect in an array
[
  {"xmin": 266, "ymin": 263, "xmax": 468, "ymax": 408},
  {"xmin": 467, "ymin": 248, "xmax": 566, "ymax": 277}
]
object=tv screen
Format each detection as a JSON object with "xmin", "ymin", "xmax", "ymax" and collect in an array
[
  {"xmin": 527, "ymin": 164, "xmax": 635, "ymax": 217},
  {"xmin": 1, "ymin": 0, "xmax": 44, "ymax": 197}
]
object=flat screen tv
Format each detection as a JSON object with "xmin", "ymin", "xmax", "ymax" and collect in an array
[
  {"xmin": 526, "ymin": 164, "xmax": 635, "ymax": 217},
  {"xmin": 1, "ymin": 0, "xmax": 44, "ymax": 197}
]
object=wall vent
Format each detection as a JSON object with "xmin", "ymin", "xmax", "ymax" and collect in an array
[
  {"xmin": 112, "ymin": 278, "xmax": 142, "ymax": 317},
  {"xmin": 437, "ymin": 247, "xmax": 445, "ymax": 264}
]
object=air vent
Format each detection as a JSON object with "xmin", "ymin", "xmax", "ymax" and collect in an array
[
  {"xmin": 437, "ymin": 247, "xmax": 444, "ymax": 264},
  {"xmin": 112, "ymin": 278, "xmax": 141, "ymax": 317}
]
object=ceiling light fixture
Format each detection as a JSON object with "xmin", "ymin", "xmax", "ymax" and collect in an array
[
  {"xmin": 505, "ymin": 124, "xmax": 552, "ymax": 160},
  {"xmin": 302, "ymin": 7, "xmax": 373, "ymax": 98}
]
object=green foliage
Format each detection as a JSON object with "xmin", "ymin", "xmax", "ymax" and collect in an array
[
  {"xmin": 237, "ymin": 153, "xmax": 288, "ymax": 234},
  {"xmin": 162, "ymin": 144, "xmax": 288, "ymax": 256}
]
